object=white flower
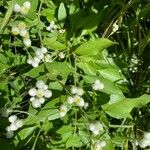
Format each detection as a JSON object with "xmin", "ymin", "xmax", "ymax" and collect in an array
[
  {"xmin": 59, "ymin": 105, "xmax": 68, "ymax": 117},
  {"xmin": 73, "ymin": 95, "xmax": 85, "ymax": 107},
  {"xmin": 92, "ymin": 80, "xmax": 104, "ymax": 91},
  {"xmin": 6, "ymin": 131, "xmax": 14, "ymax": 138},
  {"xmin": 35, "ymin": 49, "xmax": 44, "ymax": 59},
  {"xmin": 138, "ymin": 132, "xmax": 150, "ymax": 148},
  {"xmin": 27, "ymin": 57, "xmax": 40, "ymax": 68},
  {"xmin": 13, "ymin": 4, "xmax": 21, "ymax": 13},
  {"xmin": 71, "ymin": 86, "xmax": 84, "ymax": 96},
  {"xmin": 23, "ymin": 1, "xmax": 31, "ymax": 9},
  {"xmin": 59, "ymin": 29, "xmax": 65, "ymax": 34},
  {"xmin": 29, "ymin": 81, "xmax": 52, "ymax": 108},
  {"xmin": 144, "ymin": 132, "xmax": 150, "ymax": 139},
  {"xmin": 93, "ymin": 141, "xmax": 106, "ymax": 150},
  {"xmin": 23, "ymin": 38, "xmax": 31, "ymax": 47},
  {"xmin": 89, "ymin": 121, "xmax": 103, "ymax": 136},
  {"xmin": 11, "ymin": 26, "xmax": 20, "ymax": 35},
  {"xmin": 71, "ymin": 86, "xmax": 78, "ymax": 94},
  {"xmin": 43, "ymin": 54, "xmax": 53, "ymax": 62},
  {"xmin": 67, "ymin": 96, "xmax": 74, "ymax": 104},
  {"xmin": 58, "ymin": 52, "xmax": 65, "ymax": 59},
  {"xmin": 8, "ymin": 115, "xmax": 17, "ymax": 123},
  {"xmin": 29, "ymin": 88, "xmax": 37, "ymax": 97},
  {"xmin": 44, "ymin": 90, "xmax": 52, "ymax": 98},
  {"xmin": 46, "ymin": 21, "xmax": 57, "ymax": 32}
]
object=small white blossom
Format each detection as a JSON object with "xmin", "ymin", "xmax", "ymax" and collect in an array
[
  {"xmin": 11, "ymin": 26, "xmax": 20, "ymax": 35},
  {"xmin": 59, "ymin": 105, "xmax": 68, "ymax": 117},
  {"xmin": 84, "ymin": 102, "xmax": 89, "ymax": 109},
  {"xmin": 93, "ymin": 141, "xmax": 106, "ymax": 150},
  {"xmin": 13, "ymin": 4, "xmax": 21, "ymax": 13},
  {"xmin": 73, "ymin": 95, "xmax": 85, "ymax": 107},
  {"xmin": 58, "ymin": 52, "xmax": 65, "ymax": 59},
  {"xmin": 23, "ymin": 38, "xmax": 31, "ymax": 47},
  {"xmin": 41, "ymin": 47, "xmax": 47, "ymax": 53},
  {"xmin": 29, "ymin": 80, "xmax": 52, "ymax": 108},
  {"xmin": 89, "ymin": 121, "xmax": 103, "ymax": 136},
  {"xmin": 138, "ymin": 132, "xmax": 150, "ymax": 148},
  {"xmin": 71, "ymin": 86, "xmax": 84, "ymax": 96},
  {"xmin": 92, "ymin": 80, "xmax": 104, "ymax": 91},
  {"xmin": 43, "ymin": 54, "xmax": 53, "ymax": 62},
  {"xmin": 46, "ymin": 21, "xmax": 57, "ymax": 32}
]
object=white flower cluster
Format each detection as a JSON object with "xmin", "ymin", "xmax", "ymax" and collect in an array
[
  {"xmin": 27, "ymin": 47, "xmax": 52, "ymax": 67},
  {"xmin": 11, "ymin": 22, "xmax": 31, "ymax": 47},
  {"xmin": 59, "ymin": 86, "xmax": 88, "ymax": 117},
  {"xmin": 92, "ymin": 80, "xmax": 104, "ymax": 91},
  {"xmin": 89, "ymin": 121, "xmax": 103, "ymax": 136},
  {"xmin": 138, "ymin": 132, "xmax": 150, "ymax": 148},
  {"xmin": 93, "ymin": 141, "xmax": 106, "ymax": 150},
  {"xmin": 29, "ymin": 80, "xmax": 52, "ymax": 108},
  {"xmin": 6, "ymin": 115, "xmax": 23, "ymax": 138},
  {"xmin": 13, "ymin": 1, "xmax": 31, "ymax": 15},
  {"xmin": 46, "ymin": 21, "xmax": 57, "ymax": 32}
]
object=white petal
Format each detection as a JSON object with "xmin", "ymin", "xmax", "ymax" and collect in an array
[
  {"xmin": 71, "ymin": 86, "xmax": 78, "ymax": 94},
  {"xmin": 32, "ymin": 100, "xmax": 41, "ymax": 108},
  {"xmin": 23, "ymin": 38, "xmax": 31, "ymax": 47},
  {"xmin": 89, "ymin": 123, "xmax": 96, "ymax": 132},
  {"xmin": 67, "ymin": 96, "xmax": 74, "ymax": 104},
  {"xmin": 15, "ymin": 120, "xmax": 23, "ymax": 128},
  {"xmin": 77, "ymin": 87, "xmax": 84, "ymax": 96},
  {"xmin": 32, "ymin": 61, "xmax": 39, "ymax": 68},
  {"xmin": 44, "ymin": 90, "xmax": 52, "ymax": 98},
  {"xmin": 13, "ymin": 4, "xmax": 21, "ymax": 13},
  {"xmin": 36, "ymin": 80, "xmax": 45, "ymax": 89},
  {"xmin": 6, "ymin": 126, "xmax": 11, "ymax": 132},
  {"xmin": 144, "ymin": 132, "xmax": 150, "ymax": 139},
  {"xmin": 6, "ymin": 131, "xmax": 14, "ymax": 138},
  {"xmin": 39, "ymin": 98, "xmax": 45, "ymax": 104},
  {"xmin": 41, "ymin": 47, "xmax": 47, "ymax": 53},
  {"xmin": 27, "ymin": 58, "xmax": 33, "ymax": 64},
  {"xmin": 99, "ymin": 141, "xmax": 106, "ymax": 148},
  {"xmin": 23, "ymin": 1, "xmax": 31, "ymax": 9},
  {"xmin": 92, "ymin": 129, "xmax": 99, "ymax": 136},
  {"xmin": 11, "ymin": 26, "xmax": 20, "ymax": 35},
  {"xmin": 19, "ymin": 29, "xmax": 28, "ymax": 37},
  {"xmin": 28, "ymin": 88, "xmax": 37, "ymax": 96},
  {"xmin": 8, "ymin": 115, "xmax": 17, "ymax": 123},
  {"xmin": 9, "ymin": 123, "xmax": 18, "ymax": 131},
  {"xmin": 59, "ymin": 105, "xmax": 68, "ymax": 117}
]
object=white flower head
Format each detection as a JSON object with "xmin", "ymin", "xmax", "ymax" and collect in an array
[
  {"xmin": 13, "ymin": 3, "xmax": 21, "ymax": 13},
  {"xmin": 144, "ymin": 132, "xmax": 150, "ymax": 139},
  {"xmin": 92, "ymin": 80, "xmax": 104, "ymax": 91},
  {"xmin": 23, "ymin": 38, "xmax": 31, "ymax": 47},
  {"xmin": 15, "ymin": 120, "xmax": 23, "ymax": 128},
  {"xmin": 84, "ymin": 102, "xmax": 89, "ymax": 109},
  {"xmin": 73, "ymin": 95, "xmax": 85, "ymax": 107},
  {"xmin": 59, "ymin": 105, "xmax": 68, "ymax": 117},
  {"xmin": 9, "ymin": 123, "xmax": 18, "ymax": 131},
  {"xmin": 71, "ymin": 86, "xmax": 84, "ymax": 96},
  {"xmin": 93, "ymin": 141, "xmax": 106, "ymax": 150},
  {"xmin": 67, "ymin": 96, "xmax": 74, "ymax": 104},
  {"xmin": 11, "ymin": 26, "xmax": 20, "ymax": 35},
  {"xmin": 36, "ymin": 80, "xmax": 46, "ymax": 89},
  {"xmin": 8, "ymin": 115, "xmax": 17, "ymax": 123},
  {"xmin": 35, "ymin": 49, "xmax": 44, "ymax": 59},
  {"xmin": 46, "ymin": 21, "xmax": 57, "ymax": 32}
]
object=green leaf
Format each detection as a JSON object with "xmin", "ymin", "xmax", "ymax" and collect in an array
[
  {"xmin": 58, "ymin": 2, "xmax": 67, "ymax": 27},
  {"xmin": 102, "ymin": 94, "xmax": 150, "ymax": 119},
  {"xmin": 43, "ymin": 37, "xmax": 66, "ymax": 50},
  {"xmin": 75, "ymin": 38, "xmax": 115, "ymax": 56},
  {"xmin": 66, "ymin": 134, "xmax": 83, "ymax": 148},
  {"xmin": 25, "ymin": 62, "xmax": 73, "ymax": 79}
]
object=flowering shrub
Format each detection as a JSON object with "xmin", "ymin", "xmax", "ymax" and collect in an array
[{"xmin": 0, "ymin": 0, "xmax": 150, "ymax": 149}]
